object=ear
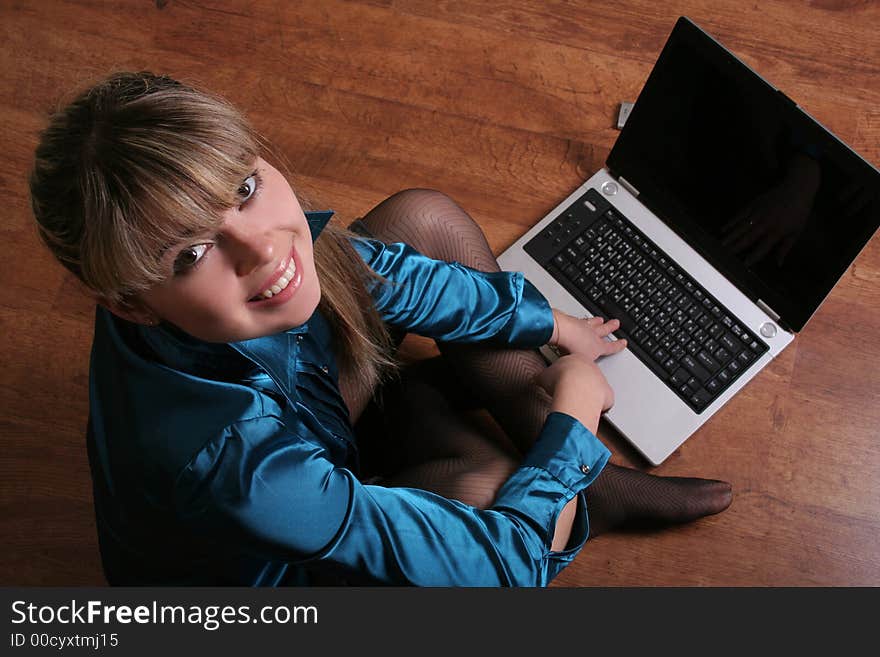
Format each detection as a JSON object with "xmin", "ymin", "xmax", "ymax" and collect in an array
[{"xmin": 98, "ymin": 295, "xmax": 160, "ymax": 326}]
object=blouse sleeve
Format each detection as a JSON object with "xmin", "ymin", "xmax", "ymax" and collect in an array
[
  {"xmin": 174, "ymin": 410, "xmax": 610, "ymax": 587},
  {"xmin": 349, "ymin": 236, "xmax": 555, "ymax": 348}
]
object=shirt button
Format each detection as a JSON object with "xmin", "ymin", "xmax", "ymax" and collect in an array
[
  {"xmin": 296, "ymin": 335, "xmax": 304, "ymax": 343},
  {"xmin": 321, "ymin": 365, "xmax": 329, "ymax": 373},
  {"xmin": 580, "ymin": 464, "xmax": 591, "ymax": 474}
]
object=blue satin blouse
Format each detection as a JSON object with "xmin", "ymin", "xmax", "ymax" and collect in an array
[{"xmin": 86, "ymin": 211, "xmax": 611, "ymax": 586}]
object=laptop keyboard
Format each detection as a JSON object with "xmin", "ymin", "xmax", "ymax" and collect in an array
[{"xmin": 524, "ymin": 188, "xmax": 769, "ymax": 413}]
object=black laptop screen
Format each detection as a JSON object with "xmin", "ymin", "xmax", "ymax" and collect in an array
[{"xmin": 606, "ymin": 17, "xmax": 880, "ymax": 332}]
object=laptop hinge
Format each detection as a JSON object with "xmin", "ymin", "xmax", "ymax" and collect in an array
[
  {"xmin": 756, "ymin": 299, "xmax": 781, "ymax": 323},
  {"xmin": 618, "ymin": 176, "xmax": 640, "ymax": 197}
]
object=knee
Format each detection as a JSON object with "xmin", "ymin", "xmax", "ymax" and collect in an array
[
  {"xmin": 386, "ymin": 188, "xmax": 461, "ymax": 215},
  {"xmin": 367, "ymin": 188, "xmax": 478, "ymax": 237}
]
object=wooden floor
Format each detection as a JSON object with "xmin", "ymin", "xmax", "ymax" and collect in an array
[{"xmin": 1, "ymin": 0, "xmax": 878, "ymax": 587}]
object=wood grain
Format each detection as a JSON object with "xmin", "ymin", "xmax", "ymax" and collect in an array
[{"xmin": 0, "ymin": 0, "xmax": 877, "ymax": 586}]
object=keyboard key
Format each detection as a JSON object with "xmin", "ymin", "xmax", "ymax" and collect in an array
[
  {"xmin": 662, "ymin": 357, "xmax": 678, "ymax": 373},
  {"xmin": 706, "ymin": 378, "xmax": 721, "ymax": 393},
  {"xmin": 682, "ymin": 354, "xmax": 710, "ymax": 383},
  {"xmin": 714, "ymin": 347, "xmax": 731, "ymax": 364},
  {"xmin": 719, "ymin": 333, "xmax": 741, "ymax": 353},
  {"xmin": 737, "ymin": 350, "xmax": 754, "ymax": 365},
  {"xmin": 697, "ymin": 350, "xmax": 720, "ymax": 372},
  {"xmin": 690, "ymin": 387, "xmax": 712, "ymax": 409}
]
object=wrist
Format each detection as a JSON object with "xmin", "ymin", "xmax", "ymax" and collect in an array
[{"xmin": 550, "ymin": 388, "xmax": 602, "ymax": 434}]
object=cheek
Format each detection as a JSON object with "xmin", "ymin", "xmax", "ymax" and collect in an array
[{"xmin": 154, "ymin": 270, "xmax": 239, "ymax": 322}]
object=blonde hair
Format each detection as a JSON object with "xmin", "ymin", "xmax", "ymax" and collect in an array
[{"xmin": 29, "ymin": 71, "xmax": 399, "ymax": 395}]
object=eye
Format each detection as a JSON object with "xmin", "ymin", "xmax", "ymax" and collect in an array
[
  {"xmin": 173, "ymin": 243, "xmax": 212, "ymax": 274},
  {"xmin": 237, "ymin": 172, "xmax": 261, "ymax": 205}
]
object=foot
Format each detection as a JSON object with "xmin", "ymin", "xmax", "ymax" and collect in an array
[{"xmin": 585, "ymin": 462, "xmax": 733, "ymax": 537}]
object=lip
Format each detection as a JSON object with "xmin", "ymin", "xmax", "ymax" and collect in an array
[{"xmin": 247, "ymin": 244, "xmax": 303, "ymax": 307}]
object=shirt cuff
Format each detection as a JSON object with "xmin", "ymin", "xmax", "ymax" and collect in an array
[
  {"xmin": 526, "ymin": 411, "xmax": 609, "ymax": 486},
  {"xmin": 492, "ymin": 412, "xmax": 611, "ymax": 551},
  {"xmin": 496, "ymin": 275, "xmax": 555, "ymax": 347}
]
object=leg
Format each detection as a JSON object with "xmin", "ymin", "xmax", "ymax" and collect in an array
[
  {"xmin": 376, "ymin": 360, "xmax": 518, "ymax": 508},
  {"xmin": 356, "ymin": 189, "xmax": 732, "ymax": 534}
]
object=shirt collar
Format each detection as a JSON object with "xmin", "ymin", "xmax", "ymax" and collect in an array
[{"xmin": 306, "ymin": 210, "xmax": 334, "ymax": 242}]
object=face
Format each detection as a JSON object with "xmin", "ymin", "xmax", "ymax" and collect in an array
[{"xmin": 122, "ymin": 157, "xmax": 322, "ymax": 342}]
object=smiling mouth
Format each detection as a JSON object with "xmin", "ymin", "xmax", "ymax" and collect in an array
[{"xmin": 249, "ymin": 251, "xmax": 298, "ymax": 302}]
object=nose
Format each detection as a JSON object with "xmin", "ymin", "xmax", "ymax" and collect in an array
[{"xmin": 221, "ymin": 220, "xmax": 276, "ymax": 277}]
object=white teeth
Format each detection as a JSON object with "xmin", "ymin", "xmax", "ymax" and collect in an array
[{"xmin": 256, "ymin": 258, "xmax": 297, "ymax": 300}]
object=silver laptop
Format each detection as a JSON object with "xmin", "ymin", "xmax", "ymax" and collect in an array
[{"xmin": 498, "ymin": 17, "xmax": 880, "ymax": 465}]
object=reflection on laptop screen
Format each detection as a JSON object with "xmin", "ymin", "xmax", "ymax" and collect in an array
[{"xmin": 607, "ymin": 18, "xmax": 880, "ymax": 331}]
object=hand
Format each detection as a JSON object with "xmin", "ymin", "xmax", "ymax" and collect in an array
[
  {"xmin": 550, "ymin": 310, "xmax": 627, "ymax": 361},
  {"xmin": 533, "ymin": 354, "xmax": 614, "ymax": 431}
]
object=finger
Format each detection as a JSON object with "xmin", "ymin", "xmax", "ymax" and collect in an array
[
  {"xmin": 595, "ymin": 318, "xmax": 621, "ymax": 337},
  {"xmin": 586, "ymin": 316, "xmax": 604, "ymax": 326},
  {"xmin": 605, "ymin": 337, "xmax": 628, "ymax": 355}
]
